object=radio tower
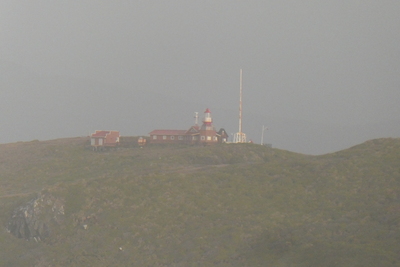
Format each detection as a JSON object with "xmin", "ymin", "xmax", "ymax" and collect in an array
[{"xmin": 233, "ymin": 69, "xmax": 247, "ymax": 143}]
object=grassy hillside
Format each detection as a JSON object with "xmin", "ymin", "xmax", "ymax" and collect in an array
[{"xmin": 0, "ymin": 138, "xmax": 399, "ymax": 266}]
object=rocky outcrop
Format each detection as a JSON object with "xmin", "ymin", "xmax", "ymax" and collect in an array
[{"xmin": 7, "ymin": 192, "xmax": 65, "ymax": 241}]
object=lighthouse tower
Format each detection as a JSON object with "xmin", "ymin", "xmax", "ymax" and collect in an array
[
  {"xmin": 202, "ymin": 108, "xmax": 213, "ymax": 129},
  {"xmin": 199, "ymin": 108, "xmax": 218, "ymax": 143}
]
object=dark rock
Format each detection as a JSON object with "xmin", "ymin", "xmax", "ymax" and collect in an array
[{"xmin": 7, "ymin": 192, "xmax": 65, "ymax": 241}]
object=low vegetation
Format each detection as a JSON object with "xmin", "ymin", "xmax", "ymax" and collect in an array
[{"xmin": 0, "ymin": 137, "xmax": 399, "ymax": 266}]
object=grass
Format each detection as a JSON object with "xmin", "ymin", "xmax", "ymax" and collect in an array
[{"xmin": 0, "ymin": 137, "xmax": 399, "ymax": 266}]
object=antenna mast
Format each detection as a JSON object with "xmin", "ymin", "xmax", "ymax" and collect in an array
[
  {"xmin": 233, "ymin": 69, "xmax": 247, "ymax": 143},
  {"xmin": 239, "ymin": 69, "xmax": 242, "ymax": 134}
]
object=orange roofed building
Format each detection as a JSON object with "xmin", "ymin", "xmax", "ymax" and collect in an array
[
  {"xmin": 149, "ymin": 108, "xmax": 228, "ymax": 145},
  {"xmin": 90, "ymin": 130, "xmax": 120, "ymax": 150}
]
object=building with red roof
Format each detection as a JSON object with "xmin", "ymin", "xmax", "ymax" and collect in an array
[
  {"xmin": 149, "ymin": 109, "xmax": 228, "ymax": 145},
  {"xmin": 90, "ymin": 130, "xmax": 120, "ymax": 149}
]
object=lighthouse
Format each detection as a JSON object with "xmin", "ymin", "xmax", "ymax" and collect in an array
[
  {"xmin": 199, "ymin": 108, "xmax": 218, "ymax": 143},
  {"xmin": 202, "ymin": 108, "xmax": 213, "ymax": 129}
]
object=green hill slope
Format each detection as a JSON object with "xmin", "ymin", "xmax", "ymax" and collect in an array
[{"xmin": 0, "ymin": 138, "xmax": 399, "ymax": 266}]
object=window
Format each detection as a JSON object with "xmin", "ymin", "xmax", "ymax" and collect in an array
[
  {"xmin": 213, "ymin": 136, "xmax": 217, "ymax": 141},
  {"xmin": 193, "ymin": 136, "xmax": 198, "ymax": 140},
  {"xmin": 163, "ymin": 135, "xmax": 167, "ymax": 140},
  {"xmin": 207, "ymin": 136, "xmax": 211, "ymax": 141},
  {"xmin": 153, "ymin": 135, "xmax": 157, "ymax": 140},
  {"xmin": 171, "ymin": 136, "xmax": 175, "ymax": 140},
  {"xmin": 178, "ymin": 136, "xmax": 183, "ymax": 140},
  {"xmin": 201, "ymin": 136, "xmax": 205, "ymax": 140}
]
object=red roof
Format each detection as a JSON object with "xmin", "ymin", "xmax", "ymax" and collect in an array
[
  {"xmin": 148, "ymin": 130, "xmax": 187, "ymax": 136},
  {"xmin": 91, "ymin": 130, "xmax": 110, "ymax": 137},
  {"xmin": 91, "ymin": 130, "xmax": 120, "ymax": 138},
  {"xmin": 185, "ymin": 126, "xmax": 200, "ymax": 134},
  {"xmin": 204, "ymin": 108, "xmax": 211, "ymax": 113}
]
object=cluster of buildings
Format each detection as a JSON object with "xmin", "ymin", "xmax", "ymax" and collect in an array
[
  {"xmin": 90, "ymin": 108, "xmax": 229, "ymax": 150},
  {"xmin": 90, "ymin": 70, "xmax": 250, "ymax": 150}
]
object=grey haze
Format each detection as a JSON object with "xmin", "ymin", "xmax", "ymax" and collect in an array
[{"xmin": 1, "ymin": 1, "xmax": 399, "ymax": 154}]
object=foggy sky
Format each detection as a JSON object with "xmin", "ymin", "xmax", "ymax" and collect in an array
[{"xmin": 1, "ymin": 1, "xmax": 399, "ymax": 154}]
